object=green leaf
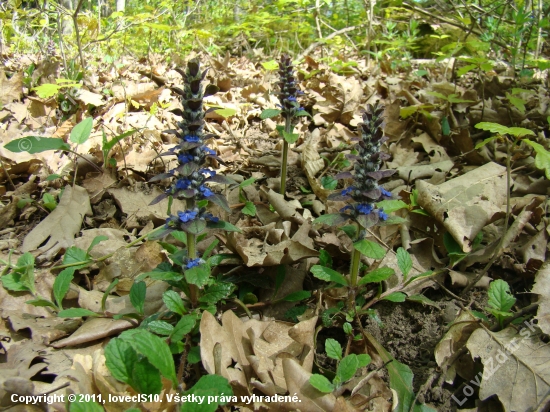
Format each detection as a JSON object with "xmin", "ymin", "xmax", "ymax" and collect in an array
[
  {"xmin": 320, "ymin": 176, "xmax": 338, "ymax": 190},
  {"xmin": 26, "ymin": 297, "xmax": 57, "ymax": 308},
  {"xmin": 406, "ymin": 294, "xmax": 438, "ymax": 307},
  {"xmin": 102, "ymin": 129, "xmax": 136, "ymax": 156},
  {"xmin": 185, "ymin": 218, "xmax": 207, "ymax": 235},
  {"xmin": 358, "ymin": 267, "xmax": 395, "ymax": 285},
  {"xmin": 58, "ymin": 308, "xmax": 99, "ymax": 318},
  {"xmin": 400, "ymin": 105, "xmax": 420, "ymax": 118},
  {"xmin": 130, "ymin": 281, "xmax": 147, "ymax": 315},
  {"xmin": 474, "ymin": 135, "xmax": 498, "ymax": 149},
  {"xmin": 325, "ymin": 338, "xmax": 342, "ymax": 360},
  {"xmin": 33, "ymin": 83, "xmax": 61, "ymax": 98},
  {"xmin": 1, "ymin": 273, "xmax": 30, "ymax": 292},
  {"xmin": 260, "ymin": 108, "xmax": 282, "ymax": 119},
  {"xmin": 506, "ymin": 93, "xmax": 526, "ymax": 114},
  {"xmin": 424, "ymin": 91, "xmax": 448, "ymax": 100},
  {"xmin": 309, "ymin": 374, "xmax": 335, "ymax": 393},
  {"xmin": 524, "ymin": 140, "xmax": 550, "ymax": 179},
  {"xmin": 357, "ymin": 354, "xmax": 371, "ymax": 368},
  {"xmin": 188, "ymin": 346, "xmax": 201, "ymax": 364},
  {"xmin": 69, "ymin": 400, "xmax": 104, "ymax": 412},
  {"xmin": 242, "ymin": 201, "xmax": 256, "ymax": 216},
  {"xmin": 313, "ymin": 213, "xmax": 349, "ymax": 226},
  {"xmin": 262, "ymin": 60, "xmax": 279, "ymax": 70},
  {"xmin": 282, "ymin": 130, "xmax": 299, "ymax": 144},
  {"xmin": 382, "ymin": 292, "xmax": 407, "ymax": 302},
  {"xmin": 295, "ymin": 109, "xmax": 311, "ymax": 117},
  {"xmin": 376, "ymin": 199, "xmax": 407, "ymax": 213},
  {"xmin": 396, "ymin": 247, "xmax": 413, "ymax": 278},
  {"xmin": 214, "ymin": 108, "xmax": 237, "ymax": 118},
  {"xmin": 185, "ymin": 264, "xmax": 210, "ymax": 287},
  {"xmin": 457, "ymin": 64, "xmax": 477, "ymax": 76},
  {"xmin": 15, "ymin": 252, "xmax": 36, "ymax": 293},
  {"xmin": 163, "ymin": 289, "xmax": 186, "ymax": 315},
  {"xmin": 87, "ymin": 235, "xmax": 109, "ymax": 252},
  {"xmin": 70, "ymin": 117, "xmax": 93, "ymax": 144},
  {"xmin": 282, "ymin": 290, "xmax": 311, "ymax": 302},
  {"xmin": 62, "ymin": 246, "xmax": 90, "ymax": 269},
  {"xmin": 148, "ymin": 320, "xmax": 174, "ymax": 336},
  {"xmin": 336, "ymin": 354, "xmax": 359, "ymax": 383},
  {"xmin": 319, "ymin": 249, "xmax": 333, "ymax": 268},
  {"xmin": 199, "ymin": 283, "xmax": 235, "ymax": 304},
  {"xmin": 474, "ymin": 122, "xmax": 534, "ymax": 138},
  {"xmin": 105, "ymin": 338, "xmax": 138, "ymax": 385},
  {"xmin": 136, "ymin": 271, "xmax": 183, "ymax": 282},
  {"xmin": 132, "ymin": 357, "xmax": 163, "ymax": 395},
  {"xmin": 343, "ymin": 322, "xmax": 352, "ymax": 334},
  {"xmin": 4, "ymin": 137, "xmax": 70, "ymax": 154},
  {"xmin": 310, "ymin": 265, "xmax": 348, "ymax": 286},
  {"xmin": 184, "ymin": 375, "xmax": 233, "ymax": 412},
  {"xmin": 354, "ymin": 239, "xmax": 386, "ymax": 259},
  {"xmin": 447, "ymin": 94, "xmax": 474, "ymax": 104},
  {"xmin": 441, "ymin": 116, "xmax": 450, "ymax": 136},
  {"xmin": 53, "ymin": 267, "xmax": 75, "ymax": 309},
  {"xmin": 171, "ymin": 315, "xmax": 197, "ymax": 341},
  {"xmin": 487, "ymin": 279, "xmax": 516, "ymax": 312},
  {"xmin": 121, "ymin": 329, "xmax": 178, "ymax": 386},
  {"xmin": 207, "ymin": 220, "xmax": 241, "ymax": 232}
]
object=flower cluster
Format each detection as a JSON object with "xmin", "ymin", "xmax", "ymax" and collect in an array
[
  {"xmin": 330, "ymin": 103, "xmax": 395, "ymax": 228},
  {"xmin": 149, "ymin": 59, "xmax": 234, "ymax": 228},
  {"xmin": 277, "ymin": 54, "xmax": 303, "ymax": 121}
]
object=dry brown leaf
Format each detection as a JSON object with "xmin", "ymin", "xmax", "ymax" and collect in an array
[
  {"xmin": 0, "ymin": 70, "xmax": 23, "ymax": 105},
  {"xmin": 466, "ymin": 325, "xmax": 550, "ymax": 411},
  {"xmin": 417, "ymin": 162, "xmax": 507, "ymax": 252},
  {"xmin": 532, "ymin": 261, "xmax": 550, "ymax": 335},
  {"xmin": 21, "ymin": 185, "xmax": 92, "ymax": 258}
]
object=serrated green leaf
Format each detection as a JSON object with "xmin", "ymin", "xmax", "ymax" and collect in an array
[
  {"xmin": 282, "ymin": 130, "xmax": 299, "ymax": 144},
  {"xmin": 242, "ymin": 201, "xmax": 256, "ymax": 216},
  {"xmin": 62, "ymin": 246, "xmax": 90, "ymax": 269},
  {"xmin": 58, "ymin": 308, "xmax": 99, "ymax": 317},
  {"xmin": 199, "ymin": 283, "xmax": 235, "ymax": 304},
  {"xmin": 396, "ymin": 247, "xmax": 413, "ymax": 278},
  {"xmin": 185, "ymin": 264, "xmax": 210, "ymax": 287},
  {"xmin": 400, "ymin": 105, "xmax": 419, "ymax": 118},
  {"xmin": 70, "ymin": 117, "xmax": 93, "ymax": 144},
  {"xmin": 130, "ymin": 281, "xmax": 146, "ymax": 315},
  {"xmin": 357, "ymin": 353, "xmax": 371, "ymax": 368},
  {"xmin": 260, "ymin": 108, "xmax": 282, "ymax": 119},
  {"xmin": 33, "ymin": 83, "xmax": 61, "ymax": 98},
  {"xmin": 475, "ymin": 122, "xmax": 534, "ymax": 137},
  {"xmin": 53, "ymin": 267, "xmax": 75, "ymax": 309},
  {"xmin": 382, "ymin": 292, "xmax": 407, "ymax": 302},
  {"xmin": 320, "ymin": 176, "xmax": 338, "ymax": 190},
  {"xmin": 376, "ymin": 199, "xmax": 407, "ymax": 213},
  {"xmin": 105, "ymin": 338, "xmax": 138, "ymax": 385},
  {"xmin": 3, "ymin": 137, "xmax": 70, "ymax": 154},
  {"xmin": 354, "ymin": 239, "xmax": 386, "ymax": 259},
  {"xmin": 336, "ymin": 354, "xmax": 359, "ymax": 383},
  {"xmin": 358, "ymin": 267, "xmax": 395, "ymax": 285},
  {"xmin": 184, "ymin": 375, "xmax": 233, "ymax": 411},
  {"xmin": 171, "ymin": 315, "xmax": 196, "ymax": 341},
  {"xmin": 524, "ymin": 140, "xmax": 550, "ymax": 179},
  {"xmin": 457, "ymin": 64, "xmax": 477, "ymax": 76},
  {"xmin": 506, "ymin": 94, "xmax": 526, "ymax": 114},
  {"xmin": 487, "ymin": 279, "xmax": 516, "ymax": 312},
  {"xmin": 282, "ymin": 290, "xmax": 311, "ymax": 302},
  {"xmin": 309, "ymin": 374, "xmax": 335, "ymax": 393},
  {"xmin": 310, "ymin": 265, "xmax": 348, "ymax": 286},
  {"xmin": 295, "ymin": 109, "xmax": 311, "ymax": 117},
  {"xmin": 319, "ymin": 249, "xmax": 333, "ymax": 268},
  {"xmin": 262, "ymin": 60, "xmax": 279, "ymax": 70},
  {"xmin": 163, "ymin": 289, "xmax": 186, "ymax": 315},
  {"xmin": 132, "ymin": 357, "xmax": 163, "ymax": 395},
  {"xmin": 148, "ymin": 320, "xmax": 174, "ymax": 336},
  {"xmin": 325, "ymin": 338, "xmax": 342, "ymax": 360},
  {"xmin": 343, "ymin": 322, "xmax": 352, "ymax": 334},
  {"xmin": 1, "ymin": 273, "xmax": 30, "ymax": 292},
  {"xmin": 188, "ymin": 346, "xmax": 201, "ymax": 364},
  {"xmin": 474, "ymin": 135, "xmax": 498, "ymax": 149}
]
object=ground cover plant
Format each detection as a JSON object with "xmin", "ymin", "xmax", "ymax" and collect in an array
[{"xmin": 1, "ymin": 0, "xmax": 550, "ymax": 411}]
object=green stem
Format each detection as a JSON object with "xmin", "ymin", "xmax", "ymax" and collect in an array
[
  {"xmin": 347, "ymin": 246, "xmax": 362, "ymax": 311},
  {"xmin": 186, "ymin": 198, "xmax": 199, "ymax": 307},
  {"xmin": 280, "ymin": 116, "xmax": 292, "ymax": 195}
]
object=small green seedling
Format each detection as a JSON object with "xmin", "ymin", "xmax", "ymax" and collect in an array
[{"xmin": 486, "ymin": 279, "xmax": 516, "ymax": 330}]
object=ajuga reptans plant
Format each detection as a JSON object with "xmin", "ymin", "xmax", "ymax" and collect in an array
[
  {"xmin": 314, "ymin": 103, "xmax": 395, "ymax": 309},
  {"xmin": 149, "ymin": 59, "xmax": 237, "ymax": 306},
  {"xmin": 261, "ymin": 54, "xmax": 307, "ymax": 194}
]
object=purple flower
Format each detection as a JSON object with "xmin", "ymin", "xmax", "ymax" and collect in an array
[
  {"xmin": 185, "ymin": 258, "xmax": 202, "ymax": 269},
  {"xmin": 287, "ymin": 96, "xmax": 297, "ymax": 102},
  {"xmin": 175, "ymin": 178, "xmax": 192, "ymax": 190},
  {"xmin": 184, "ymin": 135, "xmax": 200, "ymax": 143},
  {"xmin": 199, "ymin": 185, "xmax": 213, "ymax": 197},
  {"xmin": 380, "ymin": 188, "xmax": 392, "ymax": 198},
  {"xmin": 378, "ymin": 209, "xmax": 388, "ymax": 221},
  {"xmin": 200, "ymin": 168, "xmax": 216, "ymax": 178},
  {"xmin": 340, "ymin": 205, "xmax": 353, "ymax": 213},
  {"xmin": 178, "ymin": 210, "xmax": 198, "ymax": 223},
  {"xmin": 203, "ymin": 212, "xmax": 219, "ymax": 223},
  {"xmin": 342, "ymin": 187, "xmax": 355, "ymax": 196},
  {"xmin": 202, "ymin": 146, "xmax": 216, "ymax": 156},
  {"xmin": 178, "ymin": 153, "xmax": 194, "ymax": 164},
  {"xmin": 356, "ymin": 203, "xmax": 373, "ymax": 215}
]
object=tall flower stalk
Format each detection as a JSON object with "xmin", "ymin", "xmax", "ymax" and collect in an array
[
  {"xmin": 314, "ymin": 103, "xmax": 395, "ymax": 310},
  {"xmin": 150, "ymin": 59, "xmax": 235, "ymax": 306},
  {"xmin": 261, "ymin": 54, "xmax": 306, "ymax": 194}
]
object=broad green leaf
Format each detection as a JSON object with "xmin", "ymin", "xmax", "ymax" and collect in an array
[
  {"xmin": 281, "ymin": 290, "xmax": 311, "ymax": 302},
  {"xmin": 400, "ymin": 105, "xmax": 419, "ymax": 118},
  {"xmin": 122, "ymin": 329, "xmax": 177, "ymax": 386},
  {"xmin": 184, "ymin": 375, "xmax": 233, "ymax": 412},
  {"xmin": 242, "ymin": 201, "xmax": 256, "ymax": 216},
  {"xmin": 188, "ymin": 346, "xmax": 201, "ymax": 364},
  {"xmin": 320, "ymin": 176, "xmax": 338, "ymax": 190},
  {"xmin": 441, "ymin": 116, "xmax": 450, "ymax": 136},
  {"xmin": 33, "ymin": 83, "xmax": 61, "ymax": 98},
  {"xmin": 4, "ymin": 137, "xmax": 70, "ymax": 154},
  {"xmin": 1, "ymin": 273, "xmax": 30, "ymax": 292},
  {"xmin": 260, "ymin": 109, "xmax": 282, "ymax": 119},
  {"xmin": 131, "ymin": 357, "xmax": 163, "ymax": 395},
  {"xmin": 358, "ymin": 267, "xmax": 395, "ymax": 285},
  {"xmin": 336, "ymin": 354, "xmax": 359, "ymax": 383},
  {"xmin": 309, "ymin": 374, "xmax": 335, "ymax": 393},
  {"xmin": 357, "ymin": 354, "xmax": 371, "ymax": 368},
  {"xmin": 26, "ymin": 297, "xmax": 57, "ymax": 308},
  {"xmin": 295, "ymin": 109, "xmax": 311, "ymax": 117},
  {"xmin": 163, "ymin": 289, "xmax": 186, "ymax": 315},
  {"xmin": 199, "ymin": 283, "xmax": 235, "ymax": 304},
  {"xmin": 376, "ymin": 199, "xmax": 407, "ymax": 213},
  {"xmin": 382, "ymin": 292, "xmax": 407, "ymax": 302},
  {"xmin": 406, "ymin": 294, "xmax": 438, "ymax": 307},
  {"xmin": 310, "ymin": 265, "xmax": 348, "ymax": 286},
  {"xmin": 185, "ymin": 264, "xmax": 210, "ymax": 287},
  {"xmin": 62, "ymin": 246, "xmax": 90, "ymax": 269},
  {"xmin": 214, "ymin": 108, "xmax": 237, "ymax": 118},
  {"xmin": 354, "ymin": 239, "xmax": 386, "ymax": 259},
  {"xmin": 148, "ymin": 320, "xmax": 174, "ymax": 336},
  {"xmin": 424, "ymin": 91, "xmax": 448, "ymax": 100},
  {"xmin": 475, "ymin": 122, "xmax": 534, "ymax": 138},
  {"xmin": 87, "ymin": 235, "xmax": 109, "ymax": 252},
  {"xmin": 70, "ymin": 117, "xmax": 93, "ymax": 144},
  {"xmin": 104, "ymin": 338, "xmax": 138, "ymax": 385},
  {"xmin": 171, "ymin": 315, "xmax": 196, "ymax": 341},
  {"xmin": 239, "ymin": 177, "xmax": 256, "ymax": 188},
  {"xmin": 130, "ymin": 281, "xmax": 147, "ymax": 315},
  {"xmin": 58, "ymin": 308, "xmax": 99, "ymax": 317},
  {"xmin": 524, "ymin": 140, "xmax": 550, "ymax": 179},
  {"xmin": 319, "ymin": 249, "xmax": 333, "ymax": 268},
  {"xmin": 102, "ymin": 129, "xmax": 136, "ymax": 155},
  {"xmin": 474, "ymin": 135, "xmax": 498, "ymax": 149},
  {"xmin": 325, "ymin": 338, "xmax": 342, "ymax": 360},
  {"xmin": 262, "ymin": 60, "xmax": 279, "ymax": 70},
  {"xmin": 69, "ymin": 401, "xmax": 104, "ymax": 412},
  {"xmin": 282, "ymin": 130, "xmax": 299, "ymax": 144},
  {"xmin": 487, "ymin": 279, "xmax": 516, "ymax": 312},
  {"xmin": 343, "ymin": 322, "xmax": 352, "ymax": 334},
  {"xmin": 53, "ymin": 267, "xmax": 75, "ymax": 309},
  {"xmin": 396, "ymin": 247, "xmax": 413, "ymax": 278},
  {"xmin": 506, "ymin": 93, "xmax": 526, "ymax": 114},
  {"xmin": 207, "ymin": 220, "xmax": 241, "ymax": 232},
  {"xmin": 457, "ymin": 64, "xmax": 477, "ymax": 76},
  {"xmin": 16, "ymin": 252, "xmax": 36, "ymax": 293}
]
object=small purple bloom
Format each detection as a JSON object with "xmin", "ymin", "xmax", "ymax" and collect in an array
[
  {"xmin": 356, "ymin": 203, "xmax": 373, "ymax": 215},
  {"xmin": 199, "ymin": 185, "xmax": 213, "ymax": 197},
  {"xmin": 175, "ymin": 178, "xmax": 192, "ymax": 190},
  {"xmin": 340, "ymin": 205, "xmax": 353, "ymax": 213},
  {"xmin": 184, "ymin": 135, "xmax": 200, "ymax": 143},
  {"xmin": 287, "ymin": 96, "xmax": 297, "ymax": 102},
  {"xmin": 178, "ymin": 153, "xmax": 194, "ymax": 164},
  {"xmin": 380, "ymin": 188, "xmax": 392, "ymax": 198},
  {"xmin": 178, "ymin": 210, "xmax": 198, "ymax": 223},
  {"xmin": 342, "ymin": 186, "xmax": 354, "ymax": 196},
  {"xmin": 185, "ymin": 258, "xmax": 202, "ymax": 269},
  {"xmin": 203, "ymin": 212, "xmax": 219, "ymax": 223},
  {"xmin": 378, "ymin": 209, "xmax": 388, "ymax": 221},
  {"xmin": 200, "ymin": 168, "xmax": 216, "ymax": 178},
  {"xmin": 202, "ymin": 146, "xmax": 216, "ymax": 156}
]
